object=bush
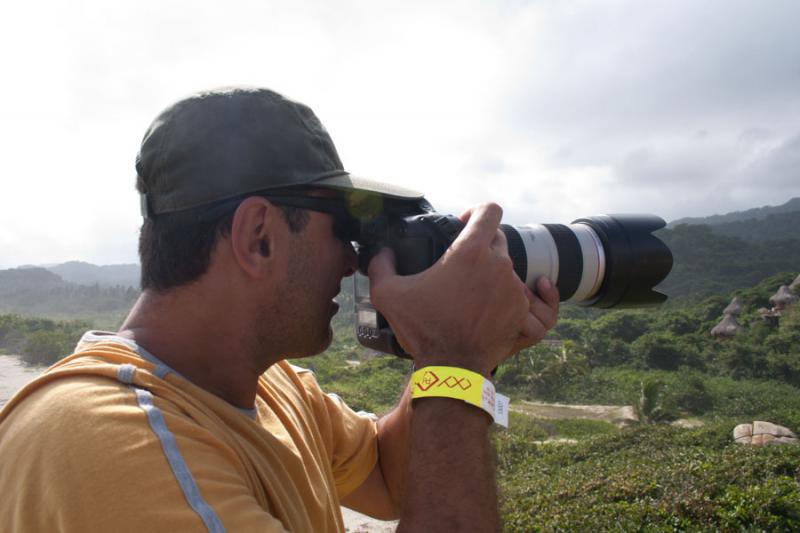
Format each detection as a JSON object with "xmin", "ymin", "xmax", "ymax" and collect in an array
[
  {"xmin": 20, "ymin": 330, "xmax": 73, "ymax": 366},
  {"xmin": 657, "ymin": 310, "xmax": 698, "ymax": 335},
  {"xmin": 716, "ymin": 477, "xmax": 800, "ymax": 530},
  {"xmin": 633, "ymin": 332, "xmax": 685, "ymax": 370},
  {"xmin": 635, "ymin": 379, "xmax": 675, "ymax": 423},
  {"xmin": 496, "ymin": 423, "xmax": 800, "ymax": 531},
  {"xmin": 298, "ymin": 349, "xmax": 412, "ymax": 415},
  {"xmin": 495, "ymin": 342, "xmax": 588, "ymax": 398},
  {"xmin": 667, "ymin": 373, "xmax": 714, "ymax": 415},
  {"xmin": 0, "ymin": 314, "xmax": 89, "ymax": 364}
]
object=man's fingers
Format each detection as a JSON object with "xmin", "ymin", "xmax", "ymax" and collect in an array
[
  {"xmin": 536, "ymin": 277, "xmax": 560, "ymax": 309},
  {"xmin": 531, "ymin": 297, "xmax": 558, "ymax": 331},
  {"xmin": 489, "ymin": 227, "xmax": 508, "ymax": 255},
  {"xmin": 529, "ymin": 277, "xmax": 559, "ymax": 330},
  {"xmin": 514, "ymin": 278, "xmax": 559, "ymax": 349},
  {"xmin": 520, "ymin": 313, "xmax": 547, "ymax": 342},
  {"xmin": 452, "ymin": 203, "xmax": 504, "ymax": 252}
]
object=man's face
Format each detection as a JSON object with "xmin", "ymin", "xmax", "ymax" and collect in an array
[{"xmin": 267, "ymin": 191, "xmax": 358, "ymax": 357}]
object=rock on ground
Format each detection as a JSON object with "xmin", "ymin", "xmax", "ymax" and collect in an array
[
  {"xmin": 734, "ymin": 420, "xmax": 798, "ymax": 445},
  {"xmin": 341, "ymin": 507, "xmax": 397, "ymax": 533}
]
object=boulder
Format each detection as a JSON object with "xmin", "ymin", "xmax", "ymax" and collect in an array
[
  {"xmin": 751, "ymin": 434, "xmax": 776, "ymax": 446},
  {"xmin": 734, "ymin": 420, "xmax": 798, "ymax": 445},
  {"xmin": 733, "ymin": 423, "xmax": 753, "ymax": 443},
  {"xmin": 753, "ymin": 420, "xmax": 797, "ymax": 438}
]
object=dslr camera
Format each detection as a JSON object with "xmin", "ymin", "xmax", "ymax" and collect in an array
[{"xmin": 340, "ymin": 193, "xmax": 673, "ymax": 358}]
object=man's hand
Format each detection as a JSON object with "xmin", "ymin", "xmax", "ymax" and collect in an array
[
  {"xmin": 366, "ymin": 203, "xmax": 559, "ymax": 531},
  {"xmin": 368, "ymin": 203, "xmax": 559, "ymax": 376}
]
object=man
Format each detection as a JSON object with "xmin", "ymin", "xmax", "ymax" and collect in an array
[{"xmin": 0, "ymin": 87, "xmax": 558, "ymax": 532}]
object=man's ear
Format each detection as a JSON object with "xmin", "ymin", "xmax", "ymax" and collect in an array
[{"xmin": 229, "ymin": 197, "xmax": 282, "ymax": 278}]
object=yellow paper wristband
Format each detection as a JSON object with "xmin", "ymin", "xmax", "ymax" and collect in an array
[{"xmin": 410, "ymin": 366, "xmax": 496, "ymax": 421}]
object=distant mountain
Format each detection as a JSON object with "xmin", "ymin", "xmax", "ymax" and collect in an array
[
  {"xmin": 0, "ymin": 267, "xmax": 65, "ymax": 292},
  {"xmin": 654, "ymin": 224, "xmax": 800, "ymax": 299},
  {"xmin": 666, "ymin": 197, "xmax": 799, "ymax": 245},
  {"xmin": 705, "ymin": 210, "xmax": 800, "ymax": 242},
  {"xmin": 669, "ymin": 197, "xmax": 800, "ymax": 227},
  {"xmin": 0, "ymin": 266, "xmax": 138, "ymax": 327},
  {"xmin": 45, "ymin": 261, "xmax": 140, "ymax": 288}
]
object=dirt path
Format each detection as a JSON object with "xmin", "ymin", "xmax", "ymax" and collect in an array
[{"xmin": 512, "ymin": 400, "xmax": 638, "ymax": 426}]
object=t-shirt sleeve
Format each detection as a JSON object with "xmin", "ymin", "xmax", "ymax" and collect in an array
[
  {"xmin": 291, "ymin": 365, "xmax": 379, "ymax": 498},
  {"xmin": 0, "ymin": 376, "xmax": 291, "ymax": 533}
]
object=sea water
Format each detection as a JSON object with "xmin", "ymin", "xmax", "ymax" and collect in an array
[{"xmin": 0, "ymin": 356, "xmax": 44, "ymax": 407}]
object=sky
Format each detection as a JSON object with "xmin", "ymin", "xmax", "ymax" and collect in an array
[{"xmin": 1, "ymin": 0, "xmax": 798, "ymax": 268}]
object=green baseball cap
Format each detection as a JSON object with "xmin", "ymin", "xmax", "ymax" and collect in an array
[{"xmin": 136, "ymin": 87, "xmax": 423, "ymax": 217}]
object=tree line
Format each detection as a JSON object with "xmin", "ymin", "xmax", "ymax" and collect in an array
[
  {"xmin": 655, "ymin": 224, "xmax": 800, "ymax": 298},
  {"xmin": 0, "ymin": 314, "xmax": 90, "ymax": 366},
  {"xmin": 494, "ymin": 271, "xmax": 799, "ymax": 420}
]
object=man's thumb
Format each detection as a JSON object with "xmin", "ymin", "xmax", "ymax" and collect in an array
[{"xmin": 367, "ymin": 247, "xmax": 397, "ymax": 284}]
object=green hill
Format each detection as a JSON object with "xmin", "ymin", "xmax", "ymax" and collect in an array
[
  {"xmin": 707, "ymin": 210, "xmax": 800, "ymax": 242},
  {"xmin": 665, "ymin": 197, "xmax": 799, "ymax": 246},
  {"xmin": 46, "ymin": 261, "xmax": 139, "ymax": 288},
  {"xmin": 0, "ymin": 267, "xmax": 137, "ymax": 327},
  {"xmin": 669, "ymin": 197, "xmax": 800, "ymax": 227},
  {"xmin": 655, "ymin": 224, "xmax": 800, "ymax": 299}
]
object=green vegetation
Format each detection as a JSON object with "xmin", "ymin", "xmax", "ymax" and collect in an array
[
  {"xmin": 291, "ymin": 327, "xmax": 412, "ymax": 414},
  {"xmin": 301, "ymin": 270, "xmax": 800, "ymax": 531},
  {"xmin": 655, "ymin": 225, "xmax": 800, "ymax": 298},
  {"xmin": 0, "ymin": 314, "xmax": 90, "ymax": 366},
  {"xmin": 496, "ymin": 422, "xmax": 800, "ymax": 532},
  {"xmin": 669, "ymin": 197, "xmax": 800, "ymax": 229},
  {"xmin": 0, "ymin": 267, "xmax": 138, "ymax": 327},
  {"xmin": 710, "ymin": 211, "xmax": 800, "ymax": 243}
]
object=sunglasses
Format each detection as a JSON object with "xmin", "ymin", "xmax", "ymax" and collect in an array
[
  {"xmin": 262, "ymin": 194, "xmax": 361, "ymax": 243},
  {"xmin": 197, "ymin": 191, "xmax": 362, "ymax": 243}
]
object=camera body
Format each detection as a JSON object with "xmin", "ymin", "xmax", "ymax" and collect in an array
[{"xmin": 351, "ymin": 196, "xmax": 673, "ymax": 358}]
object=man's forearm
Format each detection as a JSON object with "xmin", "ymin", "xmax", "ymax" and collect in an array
[
  {"xmin": 377, "ymin": 389, "xmax": 499, "ymax": 532},
  {"xmin": 376, "ymin": 388, "xmax": 412, "ymax": 513},
  {"xmin": 398, "ymin": 396, "xmax": 498, "ymax": 533}
]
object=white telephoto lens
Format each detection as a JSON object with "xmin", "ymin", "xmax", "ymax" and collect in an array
[
  {"xmin": 511, "ymin": 223, "xmax": 606, "ymax": 304},
  {"xmin": 513, "ymin": 224, "xmax": 558, "ymax": 288},
  {"xmin": 567, "ymin": 223, "xmax": 606, "ymax": 304}
]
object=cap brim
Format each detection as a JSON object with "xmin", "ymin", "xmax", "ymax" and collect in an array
[{"xmin": 312, "ymin": 174, "xmax": 424, "ymax": 199}]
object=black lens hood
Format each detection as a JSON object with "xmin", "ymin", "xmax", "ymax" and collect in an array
[{"xmin": 572, "ymin": 214, "xmax": 672, "ymax": 307}]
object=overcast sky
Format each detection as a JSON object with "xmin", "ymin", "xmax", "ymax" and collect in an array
[{"xmin": 1, "ymin": 0, "xmax": 798, "ymax": 268}]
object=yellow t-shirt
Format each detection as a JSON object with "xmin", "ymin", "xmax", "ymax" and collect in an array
[{"xmin": 0, "ymin": 333, "xmax": 378, "ymax": 532}]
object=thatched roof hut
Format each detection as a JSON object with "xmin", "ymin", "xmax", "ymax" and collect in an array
[
  {"xmin": 755, "ymin": 307, "xmax": 780, "ymax": 327},
  {"xmin": 711, "ymin": 314, "xmax": 740, "ymax": 339},
  {"xmin": 770, "ymin": 285, "xmax": 798, "ymax": 310},
  {"xmin": 790, "ymin": 274, "xmax": 800, "ymax": 294},
  {"xmin": 723, "ymin": 296, "xmax": 743, "ymax": 316}
]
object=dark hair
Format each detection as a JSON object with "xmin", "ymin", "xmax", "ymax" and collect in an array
[{"xmin": 139, "ymin": 199, "xmax": 309, "ymax": 292}]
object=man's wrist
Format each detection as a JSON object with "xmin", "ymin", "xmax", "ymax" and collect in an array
[
  {"xmin": 411, "ymin": 394, "xmax": 493, "ymax": 426},
  {"xmin": 411, "ymin": 357, "xmax": 493, "ymax": 379},
  {"xmin": 409, "ymin": 366, "xmax": 506, "ymax": 425}
]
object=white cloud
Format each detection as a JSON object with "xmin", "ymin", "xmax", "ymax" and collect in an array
[{"xmin": 0, "ymin": 0, "xmax": 798, "ymax": 267}]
